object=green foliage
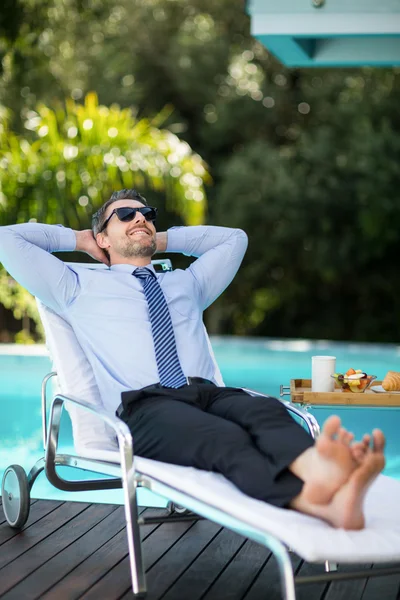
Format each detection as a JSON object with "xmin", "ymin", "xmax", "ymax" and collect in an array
[
  {"xmin": 0, "ymin": 91, "xmax": 208, "ymax": 227},
  {"xmin": 0, "ymin": 0, "xmax": 400, "ymax": 343},
  {"xmin": 213, "ymin": 120, "xmax": 400, "ymax": 342},
  {"xmin": 0, "ymin": 267, "xmax": 43, "ymax": 342}
]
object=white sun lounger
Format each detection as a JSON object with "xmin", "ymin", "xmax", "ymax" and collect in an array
[{"xmin": 2, "ymin": 260, "xmax": 400, "ymax": 600}]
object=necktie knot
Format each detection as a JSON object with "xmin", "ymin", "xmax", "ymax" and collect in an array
[{"xmin": 133, "ymin": 267, "xmax": 155, "ymax": 281}]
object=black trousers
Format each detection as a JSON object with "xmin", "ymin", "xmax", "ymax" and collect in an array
[{"xmin": 118, "ymin": 383, "xmax": 314, "ymax": 507}]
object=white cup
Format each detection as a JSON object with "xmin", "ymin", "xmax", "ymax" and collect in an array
[{"xmin": 311, "ymin": 356, "xmax": 336, "ymax": 392}]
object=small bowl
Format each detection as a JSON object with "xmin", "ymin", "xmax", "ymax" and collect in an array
[{"xmin": 332, "ymin": 373, "xmax": 377, "ymax": 393}]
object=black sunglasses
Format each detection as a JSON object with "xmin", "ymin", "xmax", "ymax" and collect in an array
[{"xmin": 100, "ymin": 206, "xmax": 158, "ymax": 232}]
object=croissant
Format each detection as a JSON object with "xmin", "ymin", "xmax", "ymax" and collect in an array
[{"xmin": 382, "ymin": 371, "xmax": 400, "ymax": 391}]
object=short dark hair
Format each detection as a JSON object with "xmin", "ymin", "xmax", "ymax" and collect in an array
[{"xmin": 91, "ymin": 189, "xmax": 148, "ymax": 236}]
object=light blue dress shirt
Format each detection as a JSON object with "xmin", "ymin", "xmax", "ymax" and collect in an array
[{"xmin": 0, "ymin": 224, "xmax": 248, "ymax": 414}]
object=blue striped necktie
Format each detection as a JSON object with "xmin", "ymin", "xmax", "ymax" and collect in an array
[{"xmin": 134, "ymin": 267, "xmax": 187, "ymax": 388}]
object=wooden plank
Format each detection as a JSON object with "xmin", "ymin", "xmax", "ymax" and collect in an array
[
  {"xmin": 202, "ymin": 539, "xmax": 273, "ymax": 600},
  {"xmin": 79, "ymin": 518, "xmax": 197, "ymax": 600},
  {"xmin": 2, "ymin": 499, "xmax": 399, "ymax": 600},
  {"xmin": 2, "ymin": 505, "xmax": 130, "ymax": 600},
  {"xmin": 233, "ymin": 548, "xmax": 301, "ymax": 600},
  {"xmin": 0, "ymin": 500, "xmax": 64, "ymax": 547},
  {"xmin": 294, "ymin": 560, "xmax": 329, "ymax": 600},
  {"xmin": 40, "ymin": 508, "xmax": 163, "ymax": 600},
  {"xmin": 161, "ymin": 527, "xmax": 246, "ymax": 600},
  {"xmin": 323, "ymin": 563, "xmax": 372, "ymax": 600},
  {"xmin": 360, "ymin": 563, "xmax": 400, "ymax": 600},
  {"xmin": 41, "ymin": 524, "xmax": 159, "ymax": 600},
  {"xmin": 0, "ymin": 503, "xmax": 118, "ymax": 596},
  {"xmin": 122, "ymin": 519, "xmax": 222, "ymax": 600},
  {"xmin": 0, "ymin": 501, "xmax": 88, "ymax": 573}
]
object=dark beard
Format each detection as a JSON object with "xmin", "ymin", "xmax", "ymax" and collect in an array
[
  {"xmin": 120, "ymin": 237, "xmax": 157, "ymax": 258},
  {"xmin": 132, "ymin": 240, "xmax": 157, "ymax": 257}
]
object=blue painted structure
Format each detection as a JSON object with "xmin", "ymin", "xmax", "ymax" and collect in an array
[{"xmin": 248, "ymin": 0, "xmax": 400, "ymax": 67}]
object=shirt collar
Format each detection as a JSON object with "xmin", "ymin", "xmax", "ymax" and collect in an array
[{"xmin": 110, "ymin": 263, "xmax": 157, "ymax": 275}]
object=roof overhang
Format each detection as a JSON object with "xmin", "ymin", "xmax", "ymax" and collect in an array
[{"xmin": 248, "ymin": 0, "xmax": 400, "ymax": 67}]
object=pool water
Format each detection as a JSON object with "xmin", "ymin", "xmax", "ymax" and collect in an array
[{"xmin": 1, "ymin": 338, "xmax": 399, "ymax": 506}]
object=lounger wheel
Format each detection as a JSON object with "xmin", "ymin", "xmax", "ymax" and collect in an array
[
  {"xmin": 167, "ymin": 501, "xmax": 191, "ymax": 515},
  {"xmin": 173, "ymin": 504, "xmax": 190, "ymax": 514},
  {"xmin": 1, "ymin": 465, "xmax": 30, "ymax": 529}
]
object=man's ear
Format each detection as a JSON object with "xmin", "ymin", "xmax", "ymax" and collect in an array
[{"xmin": 96, "ymin": 232, "xmax": 110, "ymax": 250}]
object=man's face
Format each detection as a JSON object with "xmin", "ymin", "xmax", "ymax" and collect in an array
[{"xmin": 96, "ymin": 199, "xmax": 157, "ymax": 260}]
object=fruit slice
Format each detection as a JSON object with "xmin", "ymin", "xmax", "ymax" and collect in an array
[
  {"xmin": 347, "ymin": 373, "xmax": 365, "ymax": 380},
  {"xmin": 350, "ymin": 384, "xmax": 363, "ymax": 393}
]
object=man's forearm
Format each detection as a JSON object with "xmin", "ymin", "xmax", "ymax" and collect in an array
[
  {"xmin": 156, "ymin": 232, "xmax": 168, "ymax": 253},
  {"xmin": 0, "ymin": 223, "xmax": 76, "ymax": 255},
  {"xmin": 165, "ymin": 225, "xmax": 248, "ymax": 310},
  {"xmin": 166, "ymin": 225, "xmax": 248, "ymax": 258},
  {"xmin": 74, "ymin": 230, "xmax": 89, "ymax": 253}
]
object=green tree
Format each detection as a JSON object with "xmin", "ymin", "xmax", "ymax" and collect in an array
[
  {"xmin": 0, "ymin": 268, "xmax": 43, "ymax": 343},
  {"xmin": 213, "ymin": 114, "xmax": 400, "ymax": 342},
  {"xmin": 0, "ymin": 91, "xmax": 209, "ymax": 227},
  {"xmin": 1, "ymin": 0, "xmax": 400, "ymax": 342}
]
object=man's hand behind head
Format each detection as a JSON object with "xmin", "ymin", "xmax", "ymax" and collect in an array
[{"xmin": 74, "ymin": 230, "xmax": 110, "ymax": 266}]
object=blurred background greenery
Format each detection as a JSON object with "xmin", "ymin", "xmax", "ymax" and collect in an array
[{"xmin": 0, "ymin": 0, "xmax": 399, "ymax": 343}]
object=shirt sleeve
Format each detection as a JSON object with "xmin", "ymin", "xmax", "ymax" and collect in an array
[
  {"xmin": 166, "ymin": 226, "xmax": 248, "ymax": 310},
  {"xmin": 0, "ymin": 223, "xmax": 80, "ymax": 313}
]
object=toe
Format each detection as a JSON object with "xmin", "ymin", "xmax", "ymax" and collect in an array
[
  {"xmin": 352, "ymin": 449, "xmax": 365, "ymax": 464},
  {"xmin": 372, "ymin": 430, "xmax": 385, "ymax": 453},
  {"xmin": 351, "ymin": 442, "xmax": 366, "ymax": 463},
  {"xmin": 338, "ymin": 428, "xmax": 347, "ymax": 444},
  {"xmin": 363, "ymin": 434, "xmax": 371, "ymax": 447},
  {"xmin": 351, "ymin": 441, "xmax": 363, "ymax": 453},
  {"xmin": 323, "ymin": 416, "xmax": 342, "ymax": 439}
]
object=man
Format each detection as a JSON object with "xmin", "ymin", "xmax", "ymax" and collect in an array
[{"xmin": 0, "ymin": 188, "xmax": 385, "ymax": 530}]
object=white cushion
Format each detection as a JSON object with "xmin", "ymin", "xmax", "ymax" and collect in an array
[
  {"xmin": 76, "ymin": 446, "xmax": 400, "ymax": 564},
  {"xmin": 36, "ymin": 299, "xmax": 118, "ymax": 453},
  {"xmin": 134, "ymin": 462, "xmax": 400, "ymax": 563}
]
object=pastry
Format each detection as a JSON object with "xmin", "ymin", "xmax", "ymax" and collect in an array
[{"xmin": 382, "ymin": 371, "xmax": 400, "ymax": 391}]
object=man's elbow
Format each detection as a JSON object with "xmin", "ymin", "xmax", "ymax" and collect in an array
[
  {"xmin": 234, "ymin": 228, "xmax": 249, "ymax": 252},
  {"xmin": 0, "ymin": 225, "xmax": 14, "ymax": 237},
  {"xmin": 0, "ymin": 226, "xmax": 13, "ymax": 252},
  {"xmin": 0, "ymin": 226, "xmax": 21, "ymax": 264}
]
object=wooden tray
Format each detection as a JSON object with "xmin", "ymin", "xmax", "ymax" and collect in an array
[{"xmin": 290, "ymin": 378, "xmax": 400, "ymax": 406}]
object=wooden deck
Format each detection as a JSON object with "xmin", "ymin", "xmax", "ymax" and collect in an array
[{"xmin": 1, "ymin": 498, "xmax": 400, "ymax": 600}]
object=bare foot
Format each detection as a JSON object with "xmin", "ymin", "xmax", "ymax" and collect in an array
[
  {"xmin": 291, "ymin": 416, "xmax": 358, "ymax": 505},
  {"xmin": 291, "ymin": 430, "xmax": 385, "ymax": 530}
]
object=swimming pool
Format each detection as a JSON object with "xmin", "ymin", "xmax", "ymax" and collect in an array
[{"xmin": 1, "ymin": 338, "xmax": 399, "ymax": 506}]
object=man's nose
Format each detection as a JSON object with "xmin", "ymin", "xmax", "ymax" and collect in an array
[{"xmin": 133, "ymin": 211, "xmax": 146, "ymax": 224}]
